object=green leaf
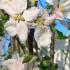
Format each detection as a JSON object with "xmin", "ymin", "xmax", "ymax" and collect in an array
[
  {"xmin": 0, "ymin": 9, "xmax": 9, "ymax": 36},
  {"xmin": 23, "ymin": 54, "xmax": 33, "ymax": 63}
]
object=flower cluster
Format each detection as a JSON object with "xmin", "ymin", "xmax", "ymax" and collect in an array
[{"xmin": 0, "ymin": 0, "xmax": 54, "ymax": 46}]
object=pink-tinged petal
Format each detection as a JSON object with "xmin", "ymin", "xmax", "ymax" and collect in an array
[
  {"xmin": 9, "ymin": 0, "xmax": 27, "ymax": 15},
  {"xmin": 4, "ymin": 18, "xmax": 17, "ymax": 36},
  {"xmin": 0, "ymin": 3, "xmax": 14, "ymax": 16},
  {"xmin": 55, "ymin": 9, "xmax": 64, "ymax": 20},
  {"xmin": 3, "ymin": 58, "xmax": 24, "ymax": 70},
  {"xmin": 0, "ymin": 0, "xmax": 27, "ymax": 16},
  {"xmin": 17, "ymin": 21, "xmax": 28, "ymax": 43},
  {"xmin": 39, "ymin": 7, "xmax": 44, "ymax": 16},
  {"xmin": 22, "ymin": 7, "xmax": 39, "ymax": 21},
  {"xmin": 43, "ymin": 11, "xmax": 58, "ymax": 25}
]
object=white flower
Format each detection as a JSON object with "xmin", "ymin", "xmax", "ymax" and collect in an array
[
  {"xmin": 0, "ymin": 0, "xmax": 27, "ymax": 16},
  {"xmin": 0, "ymin": 0, "xmax": 28, "ymax": 43},
  {"xmin": 5, "ymin": 18, "xmax": 28, "ymax": 43},
  {"xmin": 34, "ymin": 26, "xmax": 51, "ymax": 48},
  {"xmin": 22, "ymin": 7, "xmax": 39, "ymax": 21}
]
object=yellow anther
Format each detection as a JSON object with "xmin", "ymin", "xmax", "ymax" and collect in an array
[
  {"xmin": 32, "ymin": 0, "xmax": 37, "ymax": 4},
  {"xmin": 12, "ymin": 15, "xmax": 24, "ymax": 21},
  {"xmin": 4, "ymin": 0, "xmax": 12, "ymax": 4},
  {"xmin": 59, "ymin": 4, "xmax": 64, "ymax": 12}
]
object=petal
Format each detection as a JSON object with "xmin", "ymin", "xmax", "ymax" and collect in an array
[
  {"xmin": 2, "ymin": 58, "xmax": 24, "ymax": 70},
  {"xmin": 6, "ymin": 26, "xmax": 17, "ymax": 36},
  {"xmin": 55, "ymin": 9, "xmax": 64, "ymax": 20},
  {"xmin": 34, "ymin": 26, "xmax": 51, "ymax": 48},
  {"xmin": 44, "ymin": 12, "xmax": 57, "ymax": 25},
  {"xmin": 22, "ymin": 7, "xmax": 39, "ymax": 21},
  {"xmin": 17, "ymin": 21, "xmax": 28, "ymax": 43},
  {"xmin": 5, "ymin": 18, "xmax": 17, "ymax": 36},
  {"xmin": 0, "ymin": 0, "xmax": 27, "ymax": 16},
  {"xmin": 25, "ymin": 21, "xmax": 37, "ymax": 27},
  {"xmin": 0, "ymin": 3, "xmax": 14, "ymax": 16},
  {"xmin": 9, "ymin": 0, "xmax": 27, "ymax": 14}
]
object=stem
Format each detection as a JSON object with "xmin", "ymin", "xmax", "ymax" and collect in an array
[
  {"xmin": 11, "ymin": 36, "xmax": 20, "ymax": 54},
  {"xmin": 10, "ymin": 37, "xmax": 14, "ymax": 54},
  {"xmin": 27, "ymin": 0, "xmax": 31, "ymax": 8},
  {"xmin": 50, "ymin": 31, "xmax": 55, "ymax": 63},
  {"xmin": 27, "ymin": 28, "xmax": 35, "ymax": 55},
  {"xmin": 50, "ymin": 24, "xmax": 55, "ymax": 63},
  {"xmin": 14, "ymin": 38, "xmax": 20, "ymax": 53}
]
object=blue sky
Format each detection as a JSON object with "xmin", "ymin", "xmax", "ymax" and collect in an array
[{"xmin": 0, "ymin": 33, "xmax": 10, "ymax": 55}]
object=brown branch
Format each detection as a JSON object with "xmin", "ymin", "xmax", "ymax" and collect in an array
[
  {"xmin": 50, "ymin": 31, "xmax": 55, "ymax": 63},
  {"xmin": 10, "ymin": 37, "xmax": 14, "ymax": 54},
  {"xmin": 49, "ymin": 23, "xmax": 55, "ymax": 64}
]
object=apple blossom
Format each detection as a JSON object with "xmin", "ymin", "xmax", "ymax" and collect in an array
[{"xmin": 4, "ymin": 18, "xmax": 28, "ymax": 43}]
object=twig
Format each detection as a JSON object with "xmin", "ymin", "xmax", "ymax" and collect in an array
[{"xmin": 50, "ymin": 24, "xmax": 55, "ymax": 63}]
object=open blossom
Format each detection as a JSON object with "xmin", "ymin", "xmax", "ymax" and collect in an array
[
  {"xmin": 23, "ymin": 7, "xmax": 56, "ymax": 26},
  {"xmin": 0, "ymin": 0, "xmax": 28, "ymax": 43},
  {"xmin": 34, "ymin": 26, "xmax": 51, "ymax": 48},
  {"xmin": 0, "ymin": 0, "xmax": 27, "ymax": 16},
  {"xmin": 4, "ymin": 18, "xmax": 28, "ymax": 43}
]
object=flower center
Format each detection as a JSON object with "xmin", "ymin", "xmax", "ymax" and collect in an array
[
  {"xmin": 59, "ymin": 4, "xmax": 64, "ymax": 12},
  {"xmin": 4, "ymin": 0, "xmax": 12, "ymax": 4},
  {"xmin": 12, "ymin": 15, "xmax": 24, "ymax": 21}
]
